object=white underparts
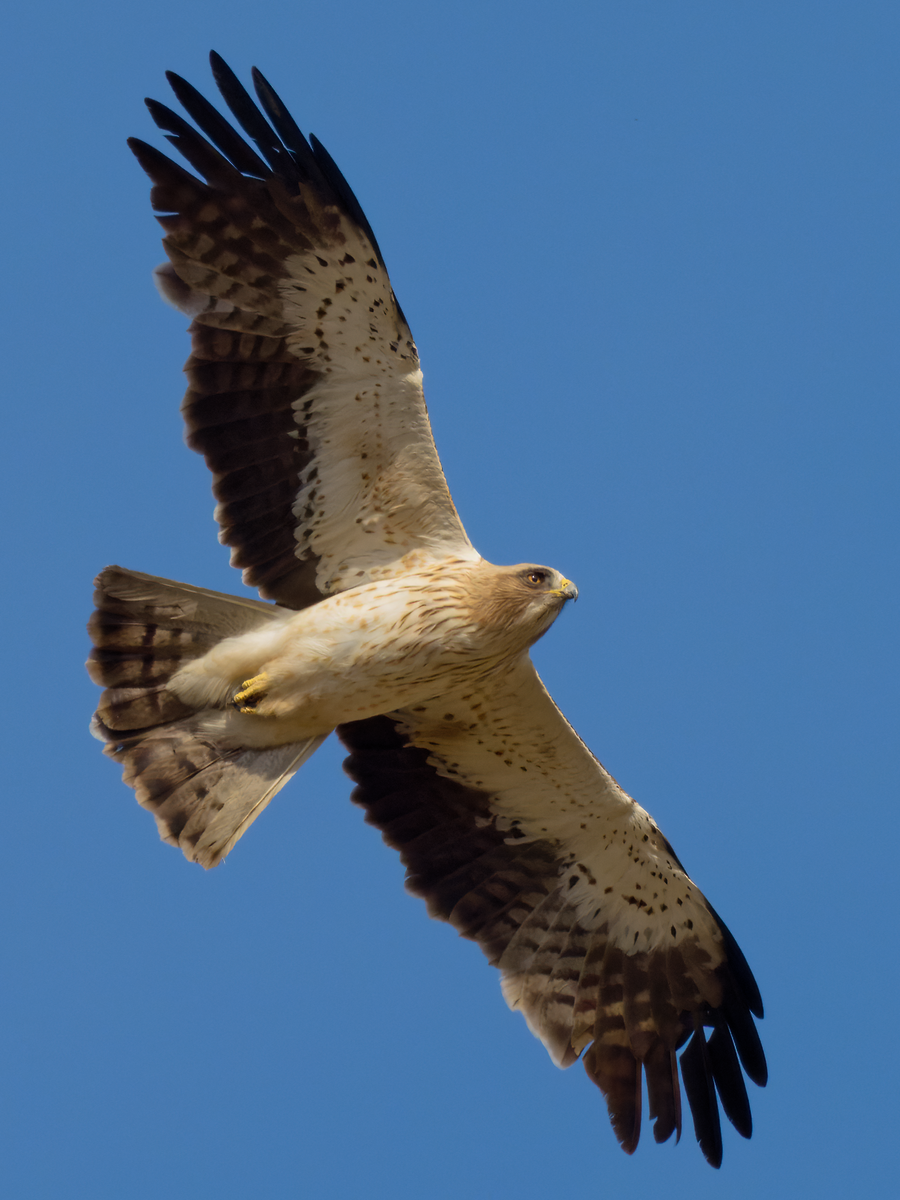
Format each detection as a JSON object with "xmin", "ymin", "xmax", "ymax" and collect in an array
[{"xmin": 169, "ymin": 561, "xmax": 567, "ymax": 750}]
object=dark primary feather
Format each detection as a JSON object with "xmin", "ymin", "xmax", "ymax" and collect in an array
[
  {"xmin": 708, "ymin": 1020, "xmax": 753, "ymax": 1138},
  {"xmin": 215, "ymin": 52, "xmax": 387, "ymax": 265},
  {"xmin": 680, "ymin": 1022, "xmax": 724, "ymax": 1167},
  {"xmin": 708, "ymin": 901, "xmax": 765, "ymax": 1020},
  {"xmin": 249, "ymin": 67, "xmax": 320, "ymax": 172},
  {"xmin": 164, "ymin": 70, "xmax": 271, "ymax": 177},
  {"xmin": 144, "ymin": 100, "xmax": 244, "ymax": 187},
  {"xmin": 208, "ymin": 51, "xmax": 303, "ymax": 185}
]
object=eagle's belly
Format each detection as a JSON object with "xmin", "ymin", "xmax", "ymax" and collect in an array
[{"xmin": 169, "ymin": 567, "xmax": 516, "ymax": 748}]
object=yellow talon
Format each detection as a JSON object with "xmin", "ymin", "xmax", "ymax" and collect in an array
[{"xmin": 233, "ymin": 672, "xmax": 270, "ymax": 712}]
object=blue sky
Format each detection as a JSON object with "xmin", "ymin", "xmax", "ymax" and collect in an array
[{"xmin": 3, "ymin": 2, "xmax": 898, "ymax": 1197}]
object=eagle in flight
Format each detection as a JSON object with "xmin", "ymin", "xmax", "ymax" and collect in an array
[{"xmin": 87, "ymin": 53, "xmax": 766, "ymax": 1168}]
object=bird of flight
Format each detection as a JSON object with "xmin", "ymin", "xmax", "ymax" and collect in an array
[{"xmin": 87, "ymin": 53, "xmax": 766, "ymax": 1168}]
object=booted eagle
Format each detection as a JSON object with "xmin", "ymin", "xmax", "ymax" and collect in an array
[{"xmin": 87, "ymin": 53, "xmax": 766, "ymax": 1168}]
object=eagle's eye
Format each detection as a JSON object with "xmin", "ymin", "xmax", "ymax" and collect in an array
[{"xmin": 523, "ymin": 570, "xmax": 548, "ymax": 587}]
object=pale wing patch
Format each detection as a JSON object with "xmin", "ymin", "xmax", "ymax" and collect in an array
[
  {"xmin": 392, "ymin": 656, "xmax": 722, "ymax": 959},
  {"xmin": 279, "ymin": 238, "xmax": 478, "ymax": 593}
]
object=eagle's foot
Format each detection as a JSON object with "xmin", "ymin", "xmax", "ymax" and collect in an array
[{"xmin": 232, "ymin": 672, "xmax": 270, "ymax": 712}]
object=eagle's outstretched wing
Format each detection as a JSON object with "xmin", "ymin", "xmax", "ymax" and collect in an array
[
  {"xmin": 339, "ymin": 657, "xmax": 767, "ymax": 1167},
  {"xmin": 130, "ymin": 52, "xmax": 477, "ymax": 608}
]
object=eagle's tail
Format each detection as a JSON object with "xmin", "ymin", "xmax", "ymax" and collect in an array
[{"xmin": 87, "ymin": 566, "xmax": 325, "ymax": 868}]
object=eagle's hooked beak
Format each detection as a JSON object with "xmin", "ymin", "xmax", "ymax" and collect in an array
[{"xmin": 554, "ymin": 578, "xmax": 578, "ymax": 602}]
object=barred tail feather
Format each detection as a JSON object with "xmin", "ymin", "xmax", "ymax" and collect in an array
[{"xmin": 88, "ymin": 566, "xmax": 326, "ymax": 868}]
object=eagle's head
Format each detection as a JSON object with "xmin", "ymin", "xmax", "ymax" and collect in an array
[{"xmin": 471, "ymin": 562, "xmax": 578, "ymax": 649}]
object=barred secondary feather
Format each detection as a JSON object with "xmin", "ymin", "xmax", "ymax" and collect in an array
[{"xmin": 87, "ymin": 54, "xmax": 766, "ymax": 1168}]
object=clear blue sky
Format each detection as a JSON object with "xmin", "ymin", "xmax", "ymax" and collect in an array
[{"xmin": 3, "ymin": 3, "xmax": 897, "ymax": 1197}]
